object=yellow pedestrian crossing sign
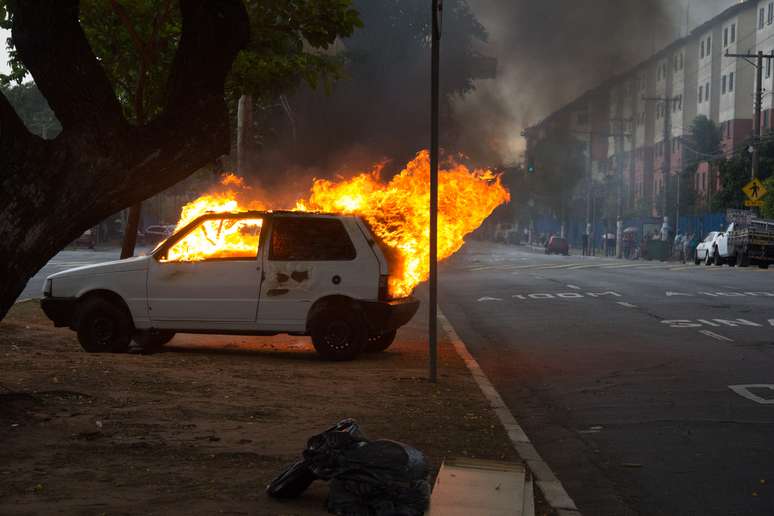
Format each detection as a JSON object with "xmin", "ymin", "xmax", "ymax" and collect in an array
[{"xmin": 743, "ymin": 178, "xmax": 767, "ymax": 201}]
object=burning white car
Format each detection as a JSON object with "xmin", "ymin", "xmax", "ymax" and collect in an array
[{"xmin": 41, "ymin": 211, "xmax": 419, "ymax": 361}]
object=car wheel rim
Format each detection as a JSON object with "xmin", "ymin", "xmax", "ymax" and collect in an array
[
  {"xmin": 92, "ymin": 316, "xmax": 115, "ymax": 346},
  {"xmin": 324, "ymin": 321, "xmax": 353, "ymax": 351}
]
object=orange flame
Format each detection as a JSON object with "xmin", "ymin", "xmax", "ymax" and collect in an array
[{"xmin": 167, "ymin": 150, "xmax": 510, "ymax": 297}]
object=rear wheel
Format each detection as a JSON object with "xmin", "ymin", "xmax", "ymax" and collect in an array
[
  {"xmin": 713, "ymin": 248, "xmax": 722, "ymax": 266},
  {"xmin": 76, "ymin": 297, "xmax": 132, "ymax": 353},
  {"xmin": 309, "ymin": 304, "xmax": 367, "ymax": 361},
  {"xmin": 365, "ymin": 330, "xmax": 397, "ymax": 353}
]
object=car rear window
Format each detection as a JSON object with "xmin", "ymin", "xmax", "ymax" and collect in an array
[{"xmin": 269, "ymin": 217, "xmax": 356, "ymax": 261}]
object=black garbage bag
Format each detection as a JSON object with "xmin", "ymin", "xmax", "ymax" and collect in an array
[{"xmin": 267, "ymin": 419, "xmax": 430, "ymax": 516}]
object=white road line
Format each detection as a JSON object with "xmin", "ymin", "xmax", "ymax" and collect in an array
[
  {"xmin": 477, "ymin": 297, "xmax": 503, "ymax": 302},
  {"xmin": 616, "ymin": 302, "xmax": 637, "ymax": 308},
  {"xmin": 699, "ymin": 330, "xmax": 734, "ymax": 342},
  {"xmin": 566, "ymin": 285, "xmax": 581, "ymax": 290},
  {"xmin": 438, "ymin": 309, "xmax": 580, "ymax": 514}
]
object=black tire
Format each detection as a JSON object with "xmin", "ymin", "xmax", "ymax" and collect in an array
[
  {"xmin": 76, "ymin": 297, "xmax": 132, "ymax": 353},
  {"xmin": 133, "ymin": 330, "xmax": 176, "ymax": 352},
  {"xmin": 694, "ymin": 255, "xmax": 701, "ymax": 265},
  {"xmin": 713, "ymin": 247, "xmax": 722, "ymax": 266},
  {"xmin": 704, "ymin": 251, "xmax": 712, "ymax": 266},
  {"xmin": 309, "ymin": 303, "xmax": 367, "ymax": 361},
  {"xmin": 759, "ymin": 263, "xmax": 770, "ymax": 269},
  {"xmin": 365, "ymin": 329, "xmax": 398, "ymax": 353}
]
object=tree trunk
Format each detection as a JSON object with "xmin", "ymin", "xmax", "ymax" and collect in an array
[
  {"xmin": 0, "ymin": 0, "xmax": 249, "ymax": 320},
  {"xmin": 120, "ymin": 203, "xmax": 142, "ymax": 258}
]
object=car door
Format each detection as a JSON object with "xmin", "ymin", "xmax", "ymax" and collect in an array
[
  {"xmin": 147, "ymin": 215, "xmax": 264, "ymax": 326},
  {"xmin": 257, "ymin": 215, "xmax": 359, "ymax": 332}
]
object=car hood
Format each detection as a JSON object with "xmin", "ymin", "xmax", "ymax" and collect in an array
[{"xmin": 48, "ymin": 255, "xmax": 150, "ymax": 279}]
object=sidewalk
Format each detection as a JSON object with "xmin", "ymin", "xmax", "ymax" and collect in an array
[{"xmin": 0, "ymin": 300, "xmax": 553, "ymax": 515}]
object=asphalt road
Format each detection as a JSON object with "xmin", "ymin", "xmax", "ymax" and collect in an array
[{"xmin": 440, "ymin": 241, "xmax": 774, "ymax": 516}]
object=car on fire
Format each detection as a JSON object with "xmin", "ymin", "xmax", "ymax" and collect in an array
[{"xmin": 40, "ymin": 211, "xmax": 420, "ymax": 361}]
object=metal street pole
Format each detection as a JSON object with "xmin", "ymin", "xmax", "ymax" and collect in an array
[
  {"xmin": 753, "ymin": 50, "xmax": 763, "ymax": 181},
  {"xmin": 429, "ymin": 0, "xmax": 441, "ymax": 383}
]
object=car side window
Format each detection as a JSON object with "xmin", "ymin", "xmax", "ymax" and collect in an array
[
  {"xmin": 269, "ymin": 217, "xmax": 356, "ymax": 261},
  {"xmin": 162, "ymin": 217, "xmax": 263, "ymax": 262}
]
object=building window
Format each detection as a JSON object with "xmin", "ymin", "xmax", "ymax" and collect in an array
[
  {"xmin": 724, "ymin": 27, "xmax": 729, "ymax": 47},
  {"xmin": 706, "ymin": 82, "xmax": 710, "ymax": 101},
  {"xmin": 699, "ymin": 85, "xmax": 703, "ymax": 103},
  {"xmin": 701, "ymin": 40, "xmax": 705, "ymax": 58},
  {"xmin": 765, "ymin": 110, "xmax": 770, "ymax": 128},
  {"xmin": 707, "ymin": 36, "xmax": 711, "ymax": 53},
  {"xmin": 769, "ymin": 3, "xmax": 773, "ymax": 24},
  {"xmin": 729, "ymin": 72, "xmax": 734, "ymax": 92},
  {"xmin": 768, "ymin": 55, "xmax": 772, "ymax": 78},
  {"xmin": 760, "ymin": 8, "xmax": 766, "ymax": 30},
  {"xmin": 731, "ymin": 23, "xmax": 736, "ymax": 43},
  {"xmin": 722, "ymin": 75, "xmax": 727, "ymax": 94}
]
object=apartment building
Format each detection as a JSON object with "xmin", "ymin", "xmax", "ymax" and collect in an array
[{"xmin": 526, "ymin": 0, "xmax": 761, "ymax": 217}]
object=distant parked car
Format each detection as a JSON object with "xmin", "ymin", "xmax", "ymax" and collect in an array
[
  {"xmin": 695, "ymin": 231, "xmax": 721, "ymax": 265},
  {"xmin": 494, "ymin": 223, "xmax": 519, "ymax": 244},
  {"xmin": 71, "ymin": 229, "xmax": 96, "ymax": 249},
  {"xmin": 545, "ymin": 236, "xmax": 569, "ymax": 256},
  {"xmin": 144, "ymin": 224, "xmax": 176, "ymax": 245}
]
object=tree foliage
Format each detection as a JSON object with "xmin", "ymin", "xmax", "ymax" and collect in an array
[{"xmin": 2, "ymin": 1, "xmax": 362, "ymax": 114}]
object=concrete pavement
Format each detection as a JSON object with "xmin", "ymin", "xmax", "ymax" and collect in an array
[{"xmin": 440, "ymin": 241, "xmax": 774, "ymax": 516}]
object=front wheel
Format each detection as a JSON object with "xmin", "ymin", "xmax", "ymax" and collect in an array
[
  {"xmin": 132, "ymin": 330, "xmax": 176, "ymax": 353},
  {"xmin": 76, "ymin": 297, "xmax": 132, "ymax": 353},
  {"xmin": 365, "ymin": 330, "xmax": 398, "ymax": 353},
  {"xmin": 713, "ymin": 249, "xmax": 722, "ymax": 266},
  {"xmin": 309, "ymin": 304, "xmax": 367, "ymax": 361}
]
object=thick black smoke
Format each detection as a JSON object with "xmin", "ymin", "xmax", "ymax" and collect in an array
[
  {"xmin": 251, "ymin": 0, "xmax": 733, "ymax": 183},
  {"xmin": 455, "ymin": 0, "xmax": 736, "ymax": 164}
]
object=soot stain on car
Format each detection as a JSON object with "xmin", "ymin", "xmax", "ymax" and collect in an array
[
  {"xmin": 291, "ymin": 270, "xmax": 309, "ymax": 283},
  {"xmin": 276, "ymin": 273, "xmax": 290, "ymax": 283}
]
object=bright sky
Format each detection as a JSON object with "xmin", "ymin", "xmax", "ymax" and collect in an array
[{"xmin": 0, "ymin": 28, "xmax": 10, "ymax": 76}]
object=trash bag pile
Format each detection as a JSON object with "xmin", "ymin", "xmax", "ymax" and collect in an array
[{"xmin": 267, "ymin": 418, "xmax": 431, "ymax": 516}]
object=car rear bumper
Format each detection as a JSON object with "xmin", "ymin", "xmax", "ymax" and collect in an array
[
  {"xmin": 40, "ymin": 297, "xmax": 77, "ymax": 327},
  {"xmin": 360, "ymin": 297, "xmax": 420, "ymax": 333}
]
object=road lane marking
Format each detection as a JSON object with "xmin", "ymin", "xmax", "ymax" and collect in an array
[
  {"xmin": 699, "ymin": 330, "xmax": 734, "ymax": 342},
  {"xmin": 729, "ymin": 385, "xmax": 774, "ymax": 405},
  {"xmin": 616, "ymin": 302, "xmax": 637, "ymax": 308},
  {"xmin": 477, "ymin": 297, "xmax": 502, "ymax": 302},
  {"xmin": 437, "ymin": 310, "xmax": 579, "ymax": 512},
  {"xmin": 566, "ymin": 284, "xmax": 581, "ymax": 290},
  {"xmin": 666, "ymin": 291, "xmax": 694, "ymax": 296}
]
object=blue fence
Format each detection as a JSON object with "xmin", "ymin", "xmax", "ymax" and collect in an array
[{"xmin": 530, "ymin": 212, "xmax": 727, "ymax": 249}]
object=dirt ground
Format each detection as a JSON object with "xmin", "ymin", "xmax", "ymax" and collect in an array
[{"xmin": 0, "ymin": 299, "xmax": 551, "ymax": 515}]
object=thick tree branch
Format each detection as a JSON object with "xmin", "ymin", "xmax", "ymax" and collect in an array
[{"xmin": 11, "ymin": 0, "xmax": 127, "ymax": 134}]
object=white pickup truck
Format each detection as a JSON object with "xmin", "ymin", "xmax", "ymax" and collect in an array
[
  {"xmin": 707, "ymin": 219, "xmax": 774, "ymax": 268},
  {"xmin": 41, "ymin": 211, "xmax": 420, "ymax": 361}
]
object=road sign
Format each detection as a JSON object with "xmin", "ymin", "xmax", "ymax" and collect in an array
[
  {"xmin": 743, "ymin": 178, "xmax": 767, "ymax": 201},
  {"xmin": 744, "ymin": 199, "xmax": 764, "ymax": 207}
]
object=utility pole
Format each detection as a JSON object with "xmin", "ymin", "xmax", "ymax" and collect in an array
[
  {"xmin": 586, "ymin": 132, "xmax": 593, "ymax": 256},
  {"xmin": 725, "ymin": 50, "xmax": 774, "ymax": 180},
  {"xmin": 643, "ymin": 95, "xmax": 680, "ymax": 237},
  {"xmin": 428, "ymin": 0, "xmax": 441, "ymax": 384},
  {"xmin": 610, "ymin": 118, "xmax": 633, "ymax": 258}
]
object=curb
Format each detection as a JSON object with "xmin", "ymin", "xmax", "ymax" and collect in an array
[{"xmin": 438, "ymin": 309, "xmax": 581, "ymax": 515}]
